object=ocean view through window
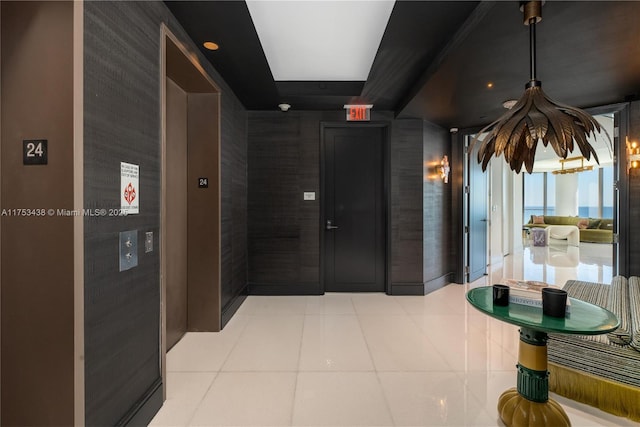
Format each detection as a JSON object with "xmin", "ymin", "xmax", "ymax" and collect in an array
[
  {"xmin": 524, "ymin": 167, "xmax": 613, "ymax": 222},
  {"xmin": 524, "ymin": 206, "xmax": 614, "ymax": 221}
]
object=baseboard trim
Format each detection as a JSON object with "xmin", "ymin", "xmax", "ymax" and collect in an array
[
  {"xmin": 248, "ymin": 282, "xmax": 322, "ymax": 295},
  {"xmin": 118, "ymin": 378, "xmax": 163, "ymax": 427},
  {"xmin": 221, "ymin": 288, "xmax": 248, "ymax": 328},
  {"xmin": 389, "ymin": 282, "xmax": 424, "ymax": 295},
  {"xmin": 424, "ymin": 273, "xmax": 454, "ymax": 294}
]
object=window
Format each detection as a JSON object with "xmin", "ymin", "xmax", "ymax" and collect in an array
[
  {"xmin": 523, "ymin": 172, "xmax": 544, "ymax": 222},
  {"xmin": 523, "ymin": 166, "xmax": 614, "ymax": 221},
  {"xmin": 602, "ymin": 167, "xmax": 613, "ymax": 219},
  {"xmin": 546, "ymin": 173, "xmax": 556, "ymax": 216},
  {"xmin": 578, "ymin": 168, "xmax": 599, "ymax": 218}
]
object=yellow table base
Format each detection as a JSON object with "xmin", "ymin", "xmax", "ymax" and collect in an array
[
  {"xmin": 497, "ymin": 328, "xmax": 571, "ymax": 426},
  {"xmin": 498, "ymin": 388, "xmax": 570, "ymax": 427}
]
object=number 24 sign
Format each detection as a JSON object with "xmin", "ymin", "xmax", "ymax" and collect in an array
[{"xmin": 23, "ymin": 139, "xmax": 48, "ymax": 165}]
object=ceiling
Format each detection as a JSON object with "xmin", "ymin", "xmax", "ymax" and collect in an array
[{"xmin": 165, "ymin": 1, "xmax": 640, "ymax": 129}]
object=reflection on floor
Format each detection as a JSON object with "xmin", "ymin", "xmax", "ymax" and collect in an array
[
  {"xmin": 150, "ymin": 242, "xmax": 630, "ymax": 426},
  {"xmin": 485, "ymin": 241, "xmax": 614, "ymax": 287}
]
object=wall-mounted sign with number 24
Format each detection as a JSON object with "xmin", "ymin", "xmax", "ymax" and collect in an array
[{"xmin": 23, "ymin": 139, "xmax": 48, "ymax": 165}]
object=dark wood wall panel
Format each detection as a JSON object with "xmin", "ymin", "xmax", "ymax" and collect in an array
[
  {"xmin": 218, "ymin": 84, "xmax": 249, "ymax": 321},
  {"xmin": 450, "ymin": 131, "xmax": 466, "ymax": 283},
  {"xmin": 423, "ymin": 122, "xmax": 453, "ymax": 289},
  {"xmin": 629, "ymin": 168, "xmax": 640, "ymax": 276},
  {"xmin": 390, "ymin": 119, "xmax": 424, "ymax": 290},
  {"xmin": 83, "ymin": 2, "xmax": 247, "ymax": 425},
  {"xmin": 247, "ymin": 112, "xmax": 452, "ymax": 295},
  {"xmin": 628, "ymin": 101, "xmax": 640, "ymax": 276},
  {"xmin": 84, "ymin": 3, "xmax": 162, "ymax": 425},
  {"xmin": 247, "ymin": 112, "xmax": 323, "ymax": 293},
  {"xmin": 231, "ymin": 98, "xmax": 249, "ymax": 305}
]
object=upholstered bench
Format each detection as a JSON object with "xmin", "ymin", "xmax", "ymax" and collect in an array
[{"xmin": 547, "ymin": 277, "xmax": 640, "ymax": 421}]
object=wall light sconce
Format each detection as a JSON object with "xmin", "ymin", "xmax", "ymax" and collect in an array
[
  {"xmin": 436, "ymin": 155, "xmax": 450, "ymax": 183},
  {"xmin": 627, "ymin": 138, "xmax": 640, "ymax": 170}
]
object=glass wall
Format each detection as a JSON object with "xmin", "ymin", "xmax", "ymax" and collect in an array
[
  {"xmin": 546, "ymin": 173, "xmax": 556, "ymax": 216},
  {"xmin": 578, "ymin": 168, "xmax": 599, "ymax": 218},
  {"xmin": 524, "ymin": 166, "xmax": 613, "ymax": 221},
  {"xmin": 602, "ymin": 167, "xmax": 613, "ymax": 218},
  {"xmin": 523, "ymin": 172, "xmax": 544, "ymax": 222}
]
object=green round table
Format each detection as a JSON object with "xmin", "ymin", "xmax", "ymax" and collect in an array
[{"xmin": 466, "ymin": 286, "xmax": 619, "ymax": 427}]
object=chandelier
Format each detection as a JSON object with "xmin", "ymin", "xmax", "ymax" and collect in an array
[
  {"xmin": 551, "ymin": 156, "xmax": 594, "ymax": 175},
  {"xmin": 471, "ymin": 1, "xmax": 604, "ymax": 174}
]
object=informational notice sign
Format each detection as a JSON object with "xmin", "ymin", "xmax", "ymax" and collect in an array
[{"xmin": 121, "ymin": 162, "xmax": 139, "ymax": 215}]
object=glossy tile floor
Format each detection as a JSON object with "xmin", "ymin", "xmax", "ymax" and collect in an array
[
  {"xmin": 150, "ymin": 242, "xmax": 634, "ymax": 426},
  {"xmin": 493, "ymin": 240, "xmax": 614, "ymax": 287}
]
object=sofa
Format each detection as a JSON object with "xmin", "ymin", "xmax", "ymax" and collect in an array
[
  {"xmin": 526, "ymin": 215, "xmax": 613, "ymax": 243},
  {"xmin": 547, "ymin": 276, "xmax": 640, "ymax": 422}
]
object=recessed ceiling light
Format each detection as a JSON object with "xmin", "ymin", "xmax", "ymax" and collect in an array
[
  {"xmin": 487, "ymin": 82, "xmax": 494, "ymax": 89},
  {"xmin": 203, "ymin": 41, "xmax": 219, "ymax": 51}
]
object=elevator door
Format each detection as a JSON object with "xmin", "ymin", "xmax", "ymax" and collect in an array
[
  {"xmin": 323, "ymin": 126, "xmax": 385, "ymax": 292},
  {"xmin": 165, "ymin": 77, "xmax": 188, "ymax": 349}
]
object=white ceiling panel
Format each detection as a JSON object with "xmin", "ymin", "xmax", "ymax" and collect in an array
[{"xmin": 246, "ymin": 0, "xmax": 395, "ymax": 81}]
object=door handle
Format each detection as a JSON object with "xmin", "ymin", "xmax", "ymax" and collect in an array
[{"xmin": 326, "ymin": 220, "xmax": 339, "ymax": 230}]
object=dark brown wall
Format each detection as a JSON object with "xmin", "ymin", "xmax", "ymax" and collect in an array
[
  {"xmin": 187, "ymin": 93, "xmax": 221, "ymax": 331},
  {"xmin": 423, "ymin": 122, "xmax": 453, "ymax": 290},
  {"xmin": 165, "ymin": 78, "xmax": 188, "ymax": 349},
  {"xmin": 628, "ymin": 101, "xmax": 640, "ymax": 276},
  {"xmin": 83, "ymin": 2, "xmax": 247, "ymax": 425},
  {"xmin": 629, "ymin": 168, "xmax": 640, "ymax": 276},
  {"xmin": 222, "ymin": 90, "xmax": 248, "ymax": 317},
  {"xmin": 83, "ymin": 3, "xmax": 162, "ymax": 424},
  {"xmin": 247, "ymin": 112, "xmax": 452, "ymax": 294},
  {"xmin": 1, "ymin": 2, "xmax": 75, "ymax": 425},
  {"xmin": 247, "ymin": 111, "xmax": 328, "ymax": 294},
  {"xmin": 390, "ymin": 119, "xmax": 424, "ymax": 292}
]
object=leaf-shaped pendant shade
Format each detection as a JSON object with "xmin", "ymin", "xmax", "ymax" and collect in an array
[
  {"xmin": 470, "ymin": 1, "xmax": 606, "ymax": 174},
  {"xmin": 471, "ymin": 81, "xmax": 602, "ymax": 174}
]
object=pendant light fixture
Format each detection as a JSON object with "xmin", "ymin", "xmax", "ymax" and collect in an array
[{"xmin": 471, "ymin": 1, "xmax": 604, "ymax": 174}]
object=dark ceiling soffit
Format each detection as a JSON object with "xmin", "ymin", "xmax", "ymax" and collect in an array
[
  {"xmin": 276, "ymin": 81, "xmax": 365, "ymax": 97},
  {"xmin": 395, "ymin": 1, "xmax": 496, "ymax": 118},
  {"xmin": 362, "ymin": 1, "xmax": 480, "ymax": 112},
  {"xmin": 164, "ymin": 0, "xmax": 279, "ymax": 109}
]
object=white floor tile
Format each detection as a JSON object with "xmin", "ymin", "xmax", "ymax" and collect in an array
[
  {"xmin": 167, "ymin": 315, "xmax": 250, "ymax": 372},
  {"xmin": 299, "ymin": 315, "xmax": 374, "ymax": 371},
  {"xmin": 358, "ymin": 315, "xmax": 451, "ymax": 371},
  {"xmin": 394, "ymin": 289, "xmax": 467, "ymax": 315},
  {"xmin": 152, "ymin": 243, "xmax": 628, "ymax": 427},
  {"xmin": 350, "ymin": 293, "xmax": 407, "ymax": 315},
  {"xmin": 237, "ymin": 295, "xmax": 308, "ymax": 315},
  {"xmin": 222, "ymin": 315, "xmax": 304, "ymax": 371},
  {"xmin": 189, "ymin": 372, "xmax": 296, "ymax": 426},
  {"xmin": 461, "ymin": 371, "xmax": 518, "ymax": 418},
  {"xmin": 305, "ymin": 293, "xmax": 355, "ymax": 315},
  {"xmin": 378, "ymin": 372, "xmax": 495, "ymax": 426},
  {"xmin": 148, "ymin": 372, "xmax": 216, "ymax": 426},
  {"xmin": 292, "ymin": 372, "xmax": 393, "ymax": 426}
]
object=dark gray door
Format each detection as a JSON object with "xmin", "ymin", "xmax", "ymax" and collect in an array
[
  {"xmin": 323, "ymin": 127, "xmax": 385, "ymax": 292},
  {"xmin": 468, "ymin": 137, "xmax": 488, "ymax": 282}
]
